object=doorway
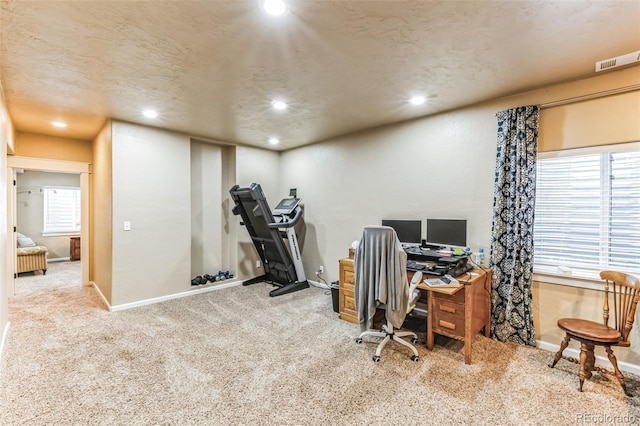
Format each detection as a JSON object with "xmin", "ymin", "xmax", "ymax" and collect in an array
[
  {"xmin": 15, "ymin": 170, "xmax": 82, "ymax": 295},
  {"xmin": 6, "ymin": 156, "xmax": 89, "ymax": 297}
]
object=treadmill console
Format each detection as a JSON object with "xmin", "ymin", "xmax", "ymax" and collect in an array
[{"xmin": 272, "ymin": 197, "xmax": 301, "ymax": 216}]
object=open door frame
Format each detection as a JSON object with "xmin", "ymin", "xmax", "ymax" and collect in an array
[{"xmin": 6, "ymin": 156, "xmax": 90, "ymax": 295}]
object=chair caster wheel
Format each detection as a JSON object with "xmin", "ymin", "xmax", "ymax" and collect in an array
[
  {"xmin": 355, "ymin": 338, "xmax": 362, "ymax": 344},
  {"xmin": 372, "ymin": 356, "xmax": 380, "ymax": 362},
  {"xmin": 411, "ymin": 355, "xmax": 419, "ymax": 362},
  {"xmin": 411, "ymin": 338, "xmax": 418, "ymax": 344}
]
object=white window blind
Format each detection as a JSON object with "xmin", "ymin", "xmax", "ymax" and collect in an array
[
  {"xmin": 534, "ymin": 146, "xmax": 640, "ymax": 277},
  {"xmin": 43, "ymin": 186, "xmax": 81, "ymax": 234}
]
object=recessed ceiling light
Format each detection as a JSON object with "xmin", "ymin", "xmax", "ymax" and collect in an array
[
  {"xmin": 272, "ymin": 100, "xmax": 288, "ymax": 110},
  {"xmin": 410, "ymin": 96, "xmax": 426, "ymax": 105},
  {"xmin": 268, "ymin": 137, "xmax": 280, "ymax": 145},
  {"xmin": 262, "ymin": 0, "xmax": 287, "ymax": 16},
  {"xmin": 51, "ymin": 121, "xmax": 68, "ymax": 128},
  {"xmin": 143, "ymin": 109, "xmax": 158, "ymax": 118}
]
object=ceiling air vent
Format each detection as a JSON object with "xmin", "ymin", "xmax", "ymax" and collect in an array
[{"xmin": 595, "ymin": 50, "xmax": 640, "ymax": 72}]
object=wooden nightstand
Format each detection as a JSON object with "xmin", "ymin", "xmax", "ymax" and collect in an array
[{"xmin": 70, "ymin": 236, "xmax": 81, "ymax": 261}]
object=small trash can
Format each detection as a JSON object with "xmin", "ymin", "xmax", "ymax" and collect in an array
[{"xmin": 330, "ymin": 281, "xmax": 340, "ymax": 313}]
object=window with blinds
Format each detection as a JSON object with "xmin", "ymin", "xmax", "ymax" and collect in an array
[
  {"xmin": 534, "ymin": 145, "xmax": 640, "ymax": 277},
  {"xmin": 43, "ymin": 186, "xmax": 81, "ymax": 234}
]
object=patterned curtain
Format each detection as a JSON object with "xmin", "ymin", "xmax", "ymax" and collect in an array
[{"xmin": 490, "ymin": 105, "xmax": 539, "ymax": 346}]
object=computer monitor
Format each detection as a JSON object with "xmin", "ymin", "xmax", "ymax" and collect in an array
[
  {"xmin": 426, "ymin": 219, "xmax": 467, "ymax": 247},
  {"xmin": 381, "ymin": 219, "xmax": 422, "ymax": 244}
]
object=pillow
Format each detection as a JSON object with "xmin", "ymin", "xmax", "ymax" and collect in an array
[{"xmin": 17, "ymin": 233, "xmax": 37, "ymax": 248}]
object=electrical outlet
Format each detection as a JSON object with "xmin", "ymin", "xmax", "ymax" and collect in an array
[
  {"xmin": 123, "ymin": 221, "xmax": 131, "ymax": 231},
  {"xmin": 318, "ymin": 265, "xmax": 324, "ymax": 274},
  {"xmin": 256, "ymin": 260, "xmax": 261, "ymax": 268}
]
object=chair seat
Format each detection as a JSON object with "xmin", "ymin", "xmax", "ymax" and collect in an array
[{"xmin": 557, "ymin": 318, "xmax": 621, "ymax": 343}]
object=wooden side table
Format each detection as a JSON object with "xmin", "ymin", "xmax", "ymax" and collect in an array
[
  {"xmin": 70, "ymin": 236, "xmax": 81, "ymax": 261},
  {"xmin": 420, "ymin": 269, "xmax": 492, "ymax": 364}
]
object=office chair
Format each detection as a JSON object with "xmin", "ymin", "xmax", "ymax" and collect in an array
[
  {"xmin": 549, "ymin": 271, "xmax": 640, "ymax": 396},
  {"xmin": 354, "ymin": 225, "xmax": 424, "ymax": 362}
]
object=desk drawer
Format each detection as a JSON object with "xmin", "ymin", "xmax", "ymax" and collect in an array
[
  {"xmin": 433, "ymin": 301, "xmax": 465, "ymax": 337},
  {"xmin": 342, "ymin": 286, "xmax": 356, "ymax": 312},
  {"xmin": 339, "ymin": 289, "xmax": 358, "ymax": 324},
  {"xmin": 432, "ymin": 288, "xmax": 465, "ymax": 304},
  {"xmin": 342, "ymin": 269, "xmax": 355, "ymax": 288},
  {"xmin": 434, "ymin": 298, "xmax": 465, "ymax": 316}
]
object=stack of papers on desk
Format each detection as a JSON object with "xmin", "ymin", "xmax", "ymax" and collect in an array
[{"xmin": 424, "ymin": 277, "xmax": 460, "ymax": 288}]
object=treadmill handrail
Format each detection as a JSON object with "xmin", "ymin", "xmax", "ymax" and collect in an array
[{"xmin": 268, "ymin": 206, "xmax": 303, "ymax": 229}]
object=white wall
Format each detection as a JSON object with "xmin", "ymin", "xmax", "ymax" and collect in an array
[
  {"xmin": 108, "ymin": 123, "xmax": 281, "ymax": 306},
  {"xmin": 234, "ymin": 145, "xmax": 281, "ymax": 278},
  {"xmin": 110, "ymin": 121, "xmax": 192, "ymax": 306},
  {"xmin": 16, "ymin": 170, "xmax": 81, "ymax": 259},
  {"xmin": 280, "ymin": 108, "xmax": 496, "ymax": 281},
  {"xmin": 190, "ymin": 140, "xmax": 240, "ymax": 278},
  {"xmin": 190, "ymin": 141, "xmax": 223, "ymax": 277}
]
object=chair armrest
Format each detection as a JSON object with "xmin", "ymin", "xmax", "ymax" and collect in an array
[
  {"xmin": 17, "ymin": 245, "xmax": 48, "ymax": 256},
  {"xmin": 407, "ymin": 271, "xmax": 423, "ymax": 312}
]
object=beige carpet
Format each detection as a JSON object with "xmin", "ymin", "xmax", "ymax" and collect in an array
[
  {"xmin": 15, "ymin": 260, "xmax": 81, "ymax": 296},
  {"xmin": 1, "ymin": 278, "xmax": 639, "ymax": 425}
]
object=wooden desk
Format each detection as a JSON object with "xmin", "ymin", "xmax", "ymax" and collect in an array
[
  {"xmin": 419, "ymin": 269, "xmax": 492, "ymax": 364},
  {"xmin": 338, "ymin": 257, "xmax": 492, "ymax": 364}
]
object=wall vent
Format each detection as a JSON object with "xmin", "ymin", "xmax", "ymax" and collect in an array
[{"xmin": 596, "ymin": 50, "xmax": 640, "ymax": 72}]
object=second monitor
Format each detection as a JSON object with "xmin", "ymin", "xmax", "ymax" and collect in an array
[
  {"xmin": 381, "ymin": 219, "xmax": 422, "ymax": 245},
  {"xmin": 426, "ymin": 219, "xmax": 467, "ymax": 247}
]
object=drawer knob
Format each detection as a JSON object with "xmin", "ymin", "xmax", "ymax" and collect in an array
[
  {"xmin": 439, "ymin": 304, "xmax": 456, "ymax": 314},
  {"xmin": 439, "ymin": 320, "xmax": 456, "ymax": 330}
]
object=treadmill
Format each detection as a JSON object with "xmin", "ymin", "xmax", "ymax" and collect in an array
[{"xmin": 230, "ymin": 183, "xmax": 309, "ymax": 297}]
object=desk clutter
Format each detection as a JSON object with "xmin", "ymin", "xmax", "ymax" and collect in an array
[
  {"xmin": 424, "ymin": 274, "xmax": 460, "ymax": 288},
  {"xmin": 404, "ymin": 246, "xmax": 473, "ymax": 277},
  {"xmin": 338, "ymin": 257, "xmax": 492, "ymax": 364}
]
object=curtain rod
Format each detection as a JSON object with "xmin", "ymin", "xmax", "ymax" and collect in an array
[{"xmin": 540, "ymin": 84, "xmax": 640, "ymax": 109}]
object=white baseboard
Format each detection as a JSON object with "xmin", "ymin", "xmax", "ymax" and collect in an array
[
  {"xmin": 92, "ymin": 279, "xmax": 243, "ymax": 312},
  {"xmin": 537, "ymin": 340, "xmax": 640, "ymax": 376},
  {"xmin": 0, "ymin": 321, "xmax": 10, "ymax": 362},
  {"xmin": 48, "ymin": 257, "xmax": 71, "ymax": 263}
]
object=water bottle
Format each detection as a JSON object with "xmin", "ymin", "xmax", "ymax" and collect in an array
[{"xmin": 475, "ymin": 248, "xmax": 485, "ymax": 267}]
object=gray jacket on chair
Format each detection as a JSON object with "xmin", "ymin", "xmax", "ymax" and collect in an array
[{"xmin": 354, "ymin": 226, "xmax": 409, "ymax": 332}]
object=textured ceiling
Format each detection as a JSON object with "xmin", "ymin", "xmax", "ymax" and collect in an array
[{"xmin": 1, "ymin": 0, "xmax": 639, "ymax": 151}]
